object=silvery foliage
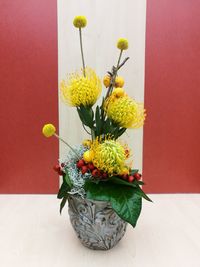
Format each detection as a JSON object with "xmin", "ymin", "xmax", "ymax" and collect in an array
[{"xmin": 59, "ymin": 145, "xmax": 92, "ymax": 198}]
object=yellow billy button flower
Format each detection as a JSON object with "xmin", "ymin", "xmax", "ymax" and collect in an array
[
  {"xmin": 115, "ymin": 76, "xmax": 124, "ymax": 88},
  {"xmin": 60, "ymin": 67, "xmax": 102, "ymax": 107},
  {"xmin": 73, "ymin": 16, "xmax": 87, "ymax": 28},
  {"xmin": 83, "ymin": 150, "xmax": 94, "ymax": 163},
  {"xmin": 104, "ymin": 95, "xmax": 146, "ymax": 129},
  {"xmin": 42, "ymin": 123, "xmax": 56, "ymax": 137},
  {"xmin": 117, "ymin": 38, "xmax": 129, "ymax": 50},
  {"xmin": 103, "ymin": 75, "xmax": 111, "ymax": 88},
  {"xmin": 42, "ymin": 123, "xmax": 80, "ymax": 157},
  {"xmin": 113, "ymin": 87, "xmax": 125, "ymax": 98}
]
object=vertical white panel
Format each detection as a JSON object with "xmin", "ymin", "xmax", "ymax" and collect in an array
[{"xmin": 58, "ymin": 0, "xmax": 146, "ymax": 171}]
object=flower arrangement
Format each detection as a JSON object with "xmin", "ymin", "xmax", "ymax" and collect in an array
[{"xmin": 42, "ymin": 16, "xmax": 151, "ymax": 230}]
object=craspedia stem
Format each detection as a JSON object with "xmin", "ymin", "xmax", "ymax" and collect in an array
[
  {"xmin": 116, "ymin": 50, "xmax": 123, "ymax": 72},
  {"xmin": 54, "ymin": 133, "xmax": 79, "ymax": 157},
  {"xmin": 79, "ymin": 28, "xmax": 86, "ymax": 77}
]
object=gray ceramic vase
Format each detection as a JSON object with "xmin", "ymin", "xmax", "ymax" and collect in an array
[{"xmin": 68, "ymin": 195, "xmax": 127, "ymax": 250}]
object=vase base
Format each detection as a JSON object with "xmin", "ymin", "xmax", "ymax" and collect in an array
[{"xmin": 68, "ymin": 196, "xmax": 127, "ymax": 250}]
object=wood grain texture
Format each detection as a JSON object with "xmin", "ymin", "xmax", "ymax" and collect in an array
[
  {"xmin": 0, "ymin": 194, "xmax": 199, "ymax": 267},
  {"xmin": 58, "ymin": 0, "xmax": 146, "ymax": 173}
]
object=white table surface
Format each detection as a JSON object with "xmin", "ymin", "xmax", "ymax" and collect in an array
[{"xmin": 0, "ymin": 194, "xmax": 199, "ymax": 267}]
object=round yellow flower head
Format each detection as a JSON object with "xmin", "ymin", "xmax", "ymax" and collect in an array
[
  {"xmin": 103, "ymin": 75, "xmax": 111, "ymax": 88},
  {"xmin": 104, "ymin": 95, "xmax": 146, "ymax": 129},
  {"xmin": 115, "ymin": 76, "xmax": 124, "ymax": 88},
  {"xmin": 117, "ymin": 38, "xmax": 129, "ymax": 50},
  {"xmin": 113, "ymin": 87, "xmax": 125, "ymax": 98},
  {"xmin": 82, "ymin": 139, "xmax": 92, "ymax": 147},
  {"xmin": 73, "ymin": 16, "xmax": 87, "ymax": 28},
  {"xmin": 91, "ymin": 139, "xmax": 127, "ymax": 175},
  {"xmin": 60, "ymin": 67, "xmax": 102, "ymax": 107},
  {"xmin": 42, "ymin": 123, "xmax": 56, "ymax": 137},
  {"xmin": 83, "ymin": 150, "xmax": 94, "ymax": 163}
]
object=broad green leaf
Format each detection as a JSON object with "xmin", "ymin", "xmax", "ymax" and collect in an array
[
  {"xmin": 133, "ymin": 180, "xmax": 145, "ymax": 185},
  {"xmin": 109, "ymin": 176, "xmax": 137, "ymax": 188},
  {"xmin": 84, "ymin": 180, "xmax": 110, "ymax": 201},
  {"xmin": 84, "ymin": 180, "xmax": 142, "ymax": 227},
  {"xmin": 110, "ymin": 189, "xmax": 142, "ymax": 227},
  {"xmin": 134, "ymin": 185, "xmax": 153, "ymax": 202}
]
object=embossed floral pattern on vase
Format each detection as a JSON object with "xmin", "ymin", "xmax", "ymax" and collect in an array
[{"xmin": 68, "ymin": 196, "xmax": 127, "ymax": 250}]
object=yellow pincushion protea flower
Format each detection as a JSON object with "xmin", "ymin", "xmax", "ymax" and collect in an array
[
  {"xmin": 91, "ymin": 139, "xmax": 127, "ymax": 175},
  {"xmin": 60, "ymin": 67, "xmax": 102, "ymax": 107},
  {"xmin": 105, "ymin": 94, "xmax": 146, "ymax": 128}
]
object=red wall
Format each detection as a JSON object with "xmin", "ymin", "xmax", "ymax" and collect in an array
[
  {"xmin": 143, "ymin": 0, "xmax": 200, "ymax": 192},
  {"xmin": 0, "ymin": 1, "xmax": 59, "ymax": 193},
  {"xmin": 1, "ymin": 1, "xmax": 200, "ymax": 194}
]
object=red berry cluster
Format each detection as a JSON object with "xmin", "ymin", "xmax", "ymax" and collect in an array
[
  {"xmin": 122, "ymin": 172, "xmax": 142, "ymax": 183},
  {"xmin": 53, "ymin": 164, "xmax": 64, "ymax": 176},
  {"xmin": 76, "ymin": 159, "xmax": 107, "ymax": 179}
]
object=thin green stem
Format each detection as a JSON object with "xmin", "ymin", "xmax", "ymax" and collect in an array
[
  {"xmin": 82, "ymin": 123, "xmax": 92, "ymax": 135},
  {"xmin": 54, "ymin": 133, "xmax": 79, "ymax": 157},
  {"xmin": 79, "ymin": 28, "xmax": 86, "ymax": 77}
]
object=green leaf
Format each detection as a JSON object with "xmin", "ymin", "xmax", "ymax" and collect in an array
[
  {"xmin": 95, "ymin": 106, "xmax": 102, "ymax": 136},
  {"xmin": 111, "ymin": 189, "xmax": 142, "ymax": 227},
  {"xmin": 57, "ymin": 181, "xmax": 70, "ymax": 199},
  {"xmin": 100, "ymin": 97, "xmax": 105, "ymax": 118},
  {"xmin": 134, "ymin": 185, "xmax": 153, "ymax": 202},
  {"xmin": 60, "ymin": 195, "xmax": 68, "ymax": 214},
  {"xmin": 133, "ymin": 180, "xmax": 145, "ymax": 186},
  {"xmin": 114, "ymin": 127, "xmax": 127, "ymax": 139},
  {"xmin": 110, "ymin": 126, "xmax": 120, "ymax": 138},
  {"xmin": 108, "ymin": 176, "xmax": 137, "ymax": 188},
  {"xmin": 102, "ymin": 118, "xmax": 112, "ymax": 134},
  {"xmin": 84, "ymin": 180, "xmax": 110, "ymax": 201},
  {"xmin": 63, "ymin": 172, "xmax": 73, "ymax": 188},
  {"xmin": 84, "ymin": 180, "xmax": 142, "ymax": 227},
  {"xmin": 77, "ymin": 105, "xmax": 94, "ymax": 128},
  {"xmin": 130, "ymin": 169, "xmax": 139, "ymax": 175}
]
